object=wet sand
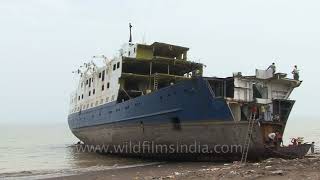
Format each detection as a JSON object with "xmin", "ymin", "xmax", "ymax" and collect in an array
[{"xmin": 47, "ymin": 154, "xmax": 320, "ymax": 180}]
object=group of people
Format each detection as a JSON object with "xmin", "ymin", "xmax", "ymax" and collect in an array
[
  {"xmin": 250, "ymin": 104, "xmax": 274, "ymax": 122},
  {"xmin": 291, "ymin": 138, "xmax": 316, "ymax": 154},
  {"xmin": 267, "ymin": 63, "xmax": 300, "ymax": 80},
  {"xmin": 269, "ymin": 134, "xmax": 317, "ymax": 154}
]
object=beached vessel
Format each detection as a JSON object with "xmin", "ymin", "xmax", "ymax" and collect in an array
[{"xmin": 68, "ymin": 28, "xmax": 302, "ymax": 160}]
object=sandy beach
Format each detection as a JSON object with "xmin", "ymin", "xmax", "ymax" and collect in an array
[{"xmin": 46, "ymin": 154, "xmax": 320, "ymax": 180}]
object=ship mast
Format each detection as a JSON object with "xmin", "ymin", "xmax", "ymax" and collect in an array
[{"xmin": 129, "ymin": 23, "xmax": 133, "ymax": 44}]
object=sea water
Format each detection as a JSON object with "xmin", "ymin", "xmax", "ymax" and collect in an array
[{"xmin": 0, "ymin": 123, "xmax": 155, "ymax": 179}]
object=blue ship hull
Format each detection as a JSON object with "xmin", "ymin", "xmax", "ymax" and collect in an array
[
  {"xmin": 68, "ymin": 78, "xmax": 267, "ymax": 158},
  {"xmin": 69, "ymin": 78, "xmax": 234, "ymax": 128}
]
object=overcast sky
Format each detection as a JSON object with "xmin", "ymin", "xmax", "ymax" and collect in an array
[{"xmin": 0, "ymin": 0, "xmax": 319, "ymax": 124}]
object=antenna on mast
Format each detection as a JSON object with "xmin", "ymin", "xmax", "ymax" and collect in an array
[
  {"xmin": 129, "ymin": 23, "xmax": 133, "ymax": 44},
  {"xmin": 142, "ymin": 32, "xmax": 146, "ymax": 44}
]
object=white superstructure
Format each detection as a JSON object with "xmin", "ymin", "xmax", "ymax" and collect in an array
[
  {"xmin": 69, "ymin": 49, "xmax": 126, "ymax": 114},
  {"xmin": 69, "ymin": 41, "xmax": 195, "ymax": 115}
]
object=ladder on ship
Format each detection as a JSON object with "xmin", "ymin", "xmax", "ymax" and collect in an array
[
  {"xmin": 240, "ymin": 113, "xmax": 256, "ymax": 164},
  {"xmin": 154, "ymin": 73, "xmax": 158, "ymax": 90}
]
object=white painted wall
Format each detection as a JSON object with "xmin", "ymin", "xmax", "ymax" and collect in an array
[{"xmin": 69, "ymin": 56, "xmax": 123, "ymax": 114}]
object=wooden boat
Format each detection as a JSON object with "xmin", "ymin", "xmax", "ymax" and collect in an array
[{"xmin": 267, "ymin": 144, "xmax": 311, "ymax": 159}]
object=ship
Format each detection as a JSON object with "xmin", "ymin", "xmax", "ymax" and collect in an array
[{"xmin": 68, "ymin": 26, "xmax": 302, "ymax": 160}]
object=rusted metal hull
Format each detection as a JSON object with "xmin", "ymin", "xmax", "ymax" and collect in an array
[{"xmin": 71, "ymin": 121, "xmax": 270, "ymax": 160}]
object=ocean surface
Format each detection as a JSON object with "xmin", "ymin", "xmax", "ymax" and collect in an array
[
  {"xmin": 0, "ymin": 123, "xmax": 156, "ymax": 179},
  {"xmin": 0, "ymin": 119, "xmax": 319, "ymax": 179}
]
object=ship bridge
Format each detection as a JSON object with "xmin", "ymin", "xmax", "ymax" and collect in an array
[{"xmin": 118, "ymin": 42, "xmax": 203, "ymax": 102}]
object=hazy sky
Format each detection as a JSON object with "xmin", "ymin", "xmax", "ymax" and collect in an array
[{"xmin": 0, "ymin": 0, "xmax": 319, "ymax": 124}]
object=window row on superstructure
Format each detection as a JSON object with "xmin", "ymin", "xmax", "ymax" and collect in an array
[
  {"xmin": 79, "ymin": 62, "xmax": 120, "ymax": 90},
  {"xmin": 70, "ymin": 94, "xmax": 117, "ymax": 113},
  {"xmin": 78, "ymin": 82, "xmax": 111, "ymax": 100},
  {"xmin": 69, "ymin": 59, "xmax": 122, "ymax": 114}
]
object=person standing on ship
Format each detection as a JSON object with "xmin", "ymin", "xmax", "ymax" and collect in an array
[
  {"xmin": 267, "ymin": 63, "xmax": 276, "ymax": 75},
  {"xmin": 292, "ymin": 65, "xmax": 300, "ymax": 80},
  {"xmin": 260, "ymin": 105, "xmax": 266, "ymax": 121},
  {"xmin": 265, "ymin": 104, "xmax": 272, "ymax": 121},
  {"xmin": 250, "ymin": 105, "xmax": 258, "ymax": 120}
]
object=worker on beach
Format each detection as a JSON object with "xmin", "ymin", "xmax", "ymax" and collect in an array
[
  {"xmin": 292, "ymin": 65, "xmax": 300, "ymax": 80},
  {"xmin": 267, "ymin": 63, "xmax": 276, "ymax": 74},
  {"xmin": 311, "ymin": 142, "xmax": 315, "ymax": 154},
  {"xmin": 276, "ymin": 131, "xmax": 283, "ymax": 147},
  {"xmin": 291, "ymin": 138, "xmax": 298, "ymax": 146},
  {"xmin": 267, "ymin": 132, "xmax": 276, "ymax": 146}
]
